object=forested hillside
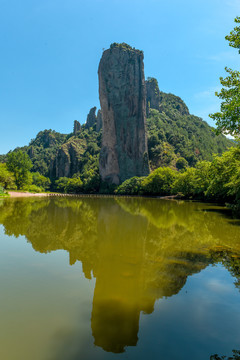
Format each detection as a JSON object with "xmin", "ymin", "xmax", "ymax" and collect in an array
[{"xmin": 146, "ymin": 78, "xmax": 233, "ymax": 169}]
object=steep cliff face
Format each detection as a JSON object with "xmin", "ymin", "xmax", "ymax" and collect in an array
[
  {"xmin": 96, "ymin": 110, "xmax": 102, "ymax": 133},
  {"xmin": 98, "ymin": 43, "xmax": 150, "ymax": 185}
]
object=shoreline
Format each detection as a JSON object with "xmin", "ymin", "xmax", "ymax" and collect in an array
[
  {"xmin": 3, "ymin": 192, "xmax": 229, "ymax": 209},
  {"xmin": 8, "ymin": 191, "xmax": 49, "ymax": 198},
  {"xmin": 6, "ymin": 191, "xmax": 180, "ymax": 199}
]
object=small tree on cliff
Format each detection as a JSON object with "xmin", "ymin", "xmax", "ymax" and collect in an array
[
  {"xmin": 7, "ymin": 151, "xmax": 33, "ymax": 190},
  {"xmin": 209, "ymin": 17, "xmax": 240, "ymax": 136}
]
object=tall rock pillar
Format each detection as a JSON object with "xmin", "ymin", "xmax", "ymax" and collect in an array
[{"xmin": 98, "ymin": 43, "xmax": 150, "ymax": 185}]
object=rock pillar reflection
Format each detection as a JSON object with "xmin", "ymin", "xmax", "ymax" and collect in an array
[{"xmin": 91, "ymin": 202, "xmax": 148, "ymax": 353}]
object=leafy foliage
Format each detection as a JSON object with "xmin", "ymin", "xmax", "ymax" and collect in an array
[
  {"xmin": 209, "ymin": 17, "xmax": 240, "ymax": 136},
  {"xmin": 142, "ymin": 167, "xmax": 177, "ymax": 195},
  {"xmin": 54, "ymin": 171, "xmax": 100, "ymax": 194},
  {"xmin": 209, "ymin": 67, "xmax": 240, "ymax": 136},
  {"xmin": 110, "ymin": 43, "xmax": 143, "ymax": 55},
  {"xmin": 115, "ymin": 177, "xmax": 145, "ymax": 195},
  {"xmin": 225, "ymin": 16, "xmax": 240, "ymax": 52},
  {"xmin": 32, "ymin": 172, "xmax": 51, "ymax": 191},
  {"xmin": 0, "ymin": 185, "xmax": 7, "ymax": 196},
  {"xmin": 115, "ymin": 145, "xmax": 240, "ymax": 217},
  {"xmin": 176, "ymin": 157, "xmax": 188, "ymax": 170},
  {"xmin": 6, "ymin": 151, "xmax": 33, "ymax": 190},
  {"xmin": 205, "ymin": 147, "xmax": 240, "ymax": 201},
  {"xmin": 54, "ymin": 177, "xmax": 69, "ymax": 193},
  {"xmin": 28, "ymin": 130, "xmax": 67, "ymax": 176},
  {"xmin": 147, "ymin": 105, "xmax": 232, "ymax": 169},
  {"xmin": 0, "ymin": 163, "xmax": 15, "ymax": 189}
]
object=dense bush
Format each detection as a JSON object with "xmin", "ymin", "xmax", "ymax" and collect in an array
[
  {"xmin": 205, "ymin": 147, "xmax": 240, "ymax": 201},
  {"xmin": 66, "ymin": 178, "xmax": 83, "ymax": 194},
  {"xmin": 7, "ymin": 151, "xmax": 33, "ymax": 190},
  {"xmin": 54, "ymin": 177, "xmax": 70, "ymax": 193},
  {"xmin": 0, "ymin": 185, "xmax": 6, "ymax": 196},
  {"xmin": 54, "ymin": 171, "xmax": 100, "ymax": 194},
  {"xmin": 172, "ymin": 161, "xmax": 211, "ymax": 198},
  {"xmin": 114, "ymin": 147, "xmax": 240, "ymax": 217},
  {"xmin": 82, "ymin": 171, "xmax": 101, "ymax": 193},
  {"xmin": 24, "ymin": 184, "xmax": 43, "ymax": 193},
  {"xmin": 32, "ymin": 172, "xmax": 51, "ymax": 191},
  {"xmin": 0, "ymin": 163, "xmax": 15, "ymax": 189},
  {"xmin": 115, "ymin": 177, "xmax": 144, "ymax": 195},
  {"xmin": 171, "ymin": 168, "xmax": 198, "ymax": 197},
  {"xmin": 142, "ymin": 167, "xmax": 177, "ymax": 196},
  {"xmin": 176, "ymin": 157, "xmax": 188, "ymax": 170}
]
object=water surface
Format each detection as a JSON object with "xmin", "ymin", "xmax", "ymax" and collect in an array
[{"xmin": 0, "ymin": 197, "xmax": 240, "ymax": 360}]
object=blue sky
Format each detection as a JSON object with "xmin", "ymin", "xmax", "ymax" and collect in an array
[{"xmin": 0, "ymin": 0, "xmax": 240, "ymax": 154}]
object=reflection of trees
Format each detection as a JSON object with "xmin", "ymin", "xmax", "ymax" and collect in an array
[
  {"xmin": 0, "ymin": 196, "xmax": 240, "ymax": 354},
  {"xmin": 210, "ymin": 350, "xmax": 240, "ymax": 359},
  {"xmin": 210, "ymin": 249, "xmax": 240, "ymax": 290}
]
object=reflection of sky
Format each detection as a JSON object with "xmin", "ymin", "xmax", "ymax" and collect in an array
[{"xmin": 135, "ymin": 265, "xmax": 240, "ymax": 360}]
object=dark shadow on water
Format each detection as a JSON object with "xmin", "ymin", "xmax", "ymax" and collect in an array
[
  {"xmin": 199, "ymin": 206, "xmax": 239, "ymax": 224},
  {"xmin": 228, "ymin": 220, "xmax": 240, "ymax": 226}
]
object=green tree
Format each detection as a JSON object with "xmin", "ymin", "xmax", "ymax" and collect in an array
[
  {"xmin": 66, "ymin": 178, "xmax": 83, "ymax": 193},
  {"xmin": 0, "ymin": 163, "xmax": 15, "ymax": 189},
  {"xmin": 142, "ymin": 167, "xmax": 177, "ymax": 195},
  {"xmin": 0, "ymin": 186, "xmax": 6, "ymax": 196},
  {"xmin": 205, "ymin": 147, "xmax": 240, "ymax": 201},
  {"xmin": 54, "ymin": 177, "xmax": 69, "ymax": 193},
  {"xmin": 6, "ymin": 151, "xmax": 33, "ymax": 190},
  {"xmin": 115, "ymin": 177, "xmax": 144, "ymax": 195},
  {"xmin": 209, "ymin": 17, "xmax": 240, "ymax": 136},
  {"xmin": 32, "ymin": 172, "xmax": 51, "ymax": 191},
  {"xmin": 176, "ymin": 157, "xmax": 188, "ymax": 170},
  {"xmin": 172, "ymin": 168, "xmax": 198, "ymax": 197}
]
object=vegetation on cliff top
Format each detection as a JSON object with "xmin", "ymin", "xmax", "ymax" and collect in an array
[{"xmin": 109, "ymin": 42, "xmax": 143, "ymax": 55}]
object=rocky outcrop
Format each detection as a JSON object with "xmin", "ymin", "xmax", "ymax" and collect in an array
[
  {"xmin": 98, "ymin": 43, "xmax": 150, "ymax": 185},
  {"xmin": 86, "ymin": 107, "xmax": 97, "ymax": 129},
  {"xmin": 73, "ymin": 120, "xmax": 81, "ymax": 135},
  {"xmin": 146, "ymin": 77, "xmax": 189, "ymax": 116},
  {"xmin": 96, "ymin": 110, "xmax": 102, "ymax": 132},
  {"xmin": 51, "ymin": 138, "xmax": 85, "ymax": 178},
  {"xmin": 146, "ymin": 77, "xmax": 162, "ymax": 116}
]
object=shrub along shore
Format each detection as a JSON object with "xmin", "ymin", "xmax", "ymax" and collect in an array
[{"xmin": 115, "ymin": 146, "xmax": 240, "ymax": 214}]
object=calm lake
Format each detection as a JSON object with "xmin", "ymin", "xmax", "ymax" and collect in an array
[{"xmin": 0, "ymin": 196, "xmax": 240, "ymax": 360}]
